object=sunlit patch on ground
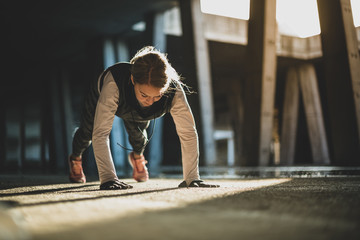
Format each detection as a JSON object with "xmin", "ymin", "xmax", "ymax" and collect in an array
[
  {"xmin": 0, "ymin": 178, "xmax": 290, "ymax": 236},
  {"xmin": 1, "ymin": 177, "xmax": 359, "ymax": 240}
]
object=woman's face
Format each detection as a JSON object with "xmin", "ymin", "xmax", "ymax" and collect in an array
[{"xmin": 131, "ymin": 75, "xmax": 164, "ymax": 107}]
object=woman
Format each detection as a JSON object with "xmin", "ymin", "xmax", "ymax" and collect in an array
[{"xmin": 68, "ymin": 46, "xmax": 219, "ymax": 190}]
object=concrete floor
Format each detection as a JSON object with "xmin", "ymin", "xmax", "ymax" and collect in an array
[{"xmin": 0, "ymin": 175, "xmax": 359, "ymax": 240}]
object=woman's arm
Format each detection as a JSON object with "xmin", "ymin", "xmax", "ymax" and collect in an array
[
  {"xmin": 170, "ymin": 84, "xmax": 220, "ymax": 188},
  {"xmin": 92, "ymin": 72, "xmax": 119, "ymax": 184},
  {"xmin": 170, "ymin": 85, "xmax": 201, "ymax": 186}
]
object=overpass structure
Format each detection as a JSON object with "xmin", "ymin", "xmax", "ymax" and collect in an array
[{"xmin": 1, "ymin": 0, "xmax": 359, "ymax": 176}]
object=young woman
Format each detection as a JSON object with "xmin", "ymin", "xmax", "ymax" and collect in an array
[{"xmin": 68, "ymin": 46, "xmax": 219, "ymax": 190}]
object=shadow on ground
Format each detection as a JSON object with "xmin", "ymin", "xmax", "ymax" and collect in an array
[{"xmin": 29, "ymin": 177, "xmax": 360, "ymax": 240}]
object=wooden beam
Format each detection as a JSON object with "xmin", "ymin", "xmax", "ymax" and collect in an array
[
  {"xmin": 298, "ymin": 64, "xmax": 330, "ymax": 164},
  {"xmin": 280, "ymin": 67, "xmax": 300, "ymax": 165}
]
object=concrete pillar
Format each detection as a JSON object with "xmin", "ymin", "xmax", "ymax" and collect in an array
[
  {"xmin": 280, "ymin": 65, "xmax": 331, "ymax": 165},
  {"xmin": 179, "ymin": 0, "xmax": 216, "ymax": 165},
  {"xmin": 150, "ymin": 11, "xmax": 167, "ymax": 175},
  {"xmin": 179, "ymin": 0, "xmax": 203, "ymax": 162},
  {"xmin": 280, "ymin": 67, "xmax": 300, "ymax": 165},
  {"xmin": 49, "ymin": 72, "xmax": 67, "ymax": 172},
  {"xmin": 340, "ymin": 0, "xmax": 360, "ymax": 139},
  {"xmin": 317, "ymin": 0, "xmax": 360, "ymax": 164},
  {"xmin": 0, "ymin": 94, "xmax": 5, "ymax": 169},
  {"xmin": 228, "ymin": 80, "xmax": 245, "ymax": 166},
  {"xmin": 40, "ymin": 88, "xmax": 50, "ymax": 172},
  {"xmin": 60, "ymin": 70, "xmax": 75, "ymax": 159},
  {"xmin": 298, "ymin": 64, "xmax": 330, "ymax": 165},
  {"xmin": 103, "ymin": 39, "xmax": 117, "ymax": 68},
  {"xmin": 243, "ymin": 0, "xmax": 277, "ymax": 166},
  {"xmin": 153, "ymin": 12, "xmax": 167, "ymax": 52},
  {"xmin": 19, "ymin": 104, "xmax": 25, "ymax": 172},
  {"xmin": 116, "ymin": 40, "xmax": 130, "ymax": 62}
]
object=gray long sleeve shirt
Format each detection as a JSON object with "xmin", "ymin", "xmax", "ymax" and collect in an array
[{"xmin": 92, "ymin": 70, "xmax": 200, "ymax": 186}]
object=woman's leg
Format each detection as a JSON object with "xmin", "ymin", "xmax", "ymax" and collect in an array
[
  {"xmin": 123, "ymin": 120, "xmax": 150, "ymax": 155},
  {"xmin": 123, "ymin": 120, "xmax": 150, "ymax": 182},
  {"xmin": 69, "ymin": 79, "xmax": 99, "ymax": 182},
  {"xmin": 71, "ymin": 76, "xmax": 100, "ymax": 156}
]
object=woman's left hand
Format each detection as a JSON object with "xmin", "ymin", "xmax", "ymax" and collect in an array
[{"xmin": 178, "ymin": 180, "xmax": 220, "ymax": 188}]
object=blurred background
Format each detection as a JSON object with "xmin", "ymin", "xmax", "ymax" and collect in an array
[{"xmin": 0, "ymin": 0, "xmax": 359, "ymax": 178}]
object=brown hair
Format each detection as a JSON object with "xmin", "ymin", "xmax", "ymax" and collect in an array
[{"xmin": 130, "ymin": 46, "xmax": 180, "ymax": 90}]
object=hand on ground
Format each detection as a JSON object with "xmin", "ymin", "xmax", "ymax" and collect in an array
[
  {"xmin": 178, "ymin": 180, "xmax": 220, "ymax": 188},
  {"xmin": 100, "ymin": 179, "xmax": 133, "ymax": 190}
]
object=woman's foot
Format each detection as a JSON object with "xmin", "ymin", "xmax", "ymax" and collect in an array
[
  {"xmin": 128, "ymin": 152, "xmax": 149, "ymax": 182},
  {"xmin": 68, "ymin": 155, "xmax": 86, "ymax": 183}
]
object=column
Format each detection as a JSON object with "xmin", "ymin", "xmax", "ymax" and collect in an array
[
  {"xmin": 147, "ymin": 11, "xmax": 167, "ymax": 175},
  {"xmin": 243, "ymin": 0, "xmax": 277, "ymax": 166},
  {"xmin": 180, "ymin": 0, "xmax": 216, "ymax": 165},
  {"xmin": 317, "ymin": 0, "xmax": 360, "ymax": 164},
  {"xmin": 280, "ymin": 67, "xmax": 300, "ymax": 165},
  {"xmin": 298, "ymin": 64, "xmax": 330, "ymax": 164}
]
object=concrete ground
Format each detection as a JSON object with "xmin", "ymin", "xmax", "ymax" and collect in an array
[{"xmin": 0, "ymin": 175, "xmax": 359, "ymax": 240}]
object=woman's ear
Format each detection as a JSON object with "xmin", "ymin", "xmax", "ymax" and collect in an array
[{"xmin": 130, "ymin": 75, "xmax": 135, "ymax": 85}]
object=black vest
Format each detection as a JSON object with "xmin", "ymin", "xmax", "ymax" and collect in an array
[{"xmin": 100, "ymin": 62, "xmax": 176, "ymax": 122}]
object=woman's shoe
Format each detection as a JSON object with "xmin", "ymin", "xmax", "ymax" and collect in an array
[
  {"xmin": 68, "ymin": 155, "xmax": 86, "ymax": 183},
  {"xmin": 128, "ymin": 152, "xmax": 149, "ymax": 182}
]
